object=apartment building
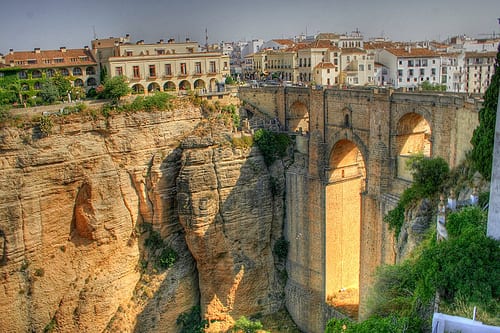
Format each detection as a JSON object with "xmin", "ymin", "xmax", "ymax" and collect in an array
[
  {"xmin": 377, "ymin": 47, "xmax": 442, "ymax": 90},
  {"xmin": 1, "ymin": 46, "xmax": 98, "ymax": 95},
  {"xmin": 440, "ymin": 52, "xmax": 466, "ymax": 93},
  {"xmin": 93, "ymin": 37, "xmax": 230, "ymax": 94},
  {"xmin": 266, "ymin": 49, "xmax": 297, "ymax": 82},
  {"xmin": 298, "ymin": 39, "xmax": 339, "ymax": 85},
  {"xmin": 465, "ymin": 51, "xmax": 497, "ymax": 94},
  {"xmin": 339, "ymin": 48, "xmax": 374, "ymax": 86}
]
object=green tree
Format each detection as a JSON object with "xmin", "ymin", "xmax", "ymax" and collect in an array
[
  {"xmin": 101, "ymin": 76, "xmax": 131, "ymax": 104},
  {"xmin": 470, "ymin": 45, "xmax": 500, "ymax": 180},
  {"xmin": 51, "ymin": 72, "xmax": 72, "ymax": 100},
  {"xmin": 39, "ymin": 80, "xmax": 60, "ymax": 103}
]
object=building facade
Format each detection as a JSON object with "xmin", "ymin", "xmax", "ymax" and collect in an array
[
  {"xmin": 1, "ymin": 46, "xmax": 98, "ymax": 102},
  {"xmin": 93, "ymin": 37, "xmax": 230, "ymax": 94}
]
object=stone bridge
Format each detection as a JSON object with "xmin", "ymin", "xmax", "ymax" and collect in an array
[{"xmin": 238, "ymin": 86, "xmax": 480, "ymax": 332}]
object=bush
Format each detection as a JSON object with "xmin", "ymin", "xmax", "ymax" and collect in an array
[
  {"xmin": 384, "ymin": 156, "xmax": 449, "ymax": 237},
  {"xmin": 273, "ymin": 236, "xmax": 289, "ymax": 260},
  {"xmin": 232, "ymin": 316, "xmax": 263, "ymax": 333},
  {"xmin": 253, "ymin": 129, "xmax": 291, "ymax": 166},
  {"xmin": 232, "ymin": 135, "xmax": 253, "ymax": 149},
  {"xmin": 144, "ymin": 230, "xmax": 178, "ymax": 270},
  {"xmin": 176, "ymin": 306, "xmax": 207, "ymax": 333},
  {"xmin": 325, "ymin": 316, "xmax": 417, "ymax": 333},
  {"xmin": 39, "ymin": 115, "xmax": 53, "ymax": 137}
]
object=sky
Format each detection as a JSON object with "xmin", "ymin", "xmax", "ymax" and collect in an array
[{"xmin": 1, "ymin": 0, "xmax": 499, "ymax": 53}]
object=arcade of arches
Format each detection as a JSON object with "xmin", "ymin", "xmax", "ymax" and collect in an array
[
  {"xmin": 128, "ymin": 78, "xmax": 220, "ymax": 95},
  {"xmin": 325, "ymin": 139, "xmax": 366, "ymax": 317}
]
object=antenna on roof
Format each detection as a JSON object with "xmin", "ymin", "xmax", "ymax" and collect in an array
[
  {"xmin": 205, "ymin": 27, "xmax": 209, "ymax": 52},
  {"xmin": 92, "ymin": 25, "xmax": 97, "ymax": 40}
]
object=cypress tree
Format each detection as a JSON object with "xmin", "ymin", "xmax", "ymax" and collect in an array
[{"xmin": 470, "ymin": 43, "xmax": 500, "ymax": 180}]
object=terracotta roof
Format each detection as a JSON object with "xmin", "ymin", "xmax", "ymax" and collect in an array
[
  {"xmin": 4, "ymin": 48, "xmax": 97, "ymax": 69},
  {"xmin": 340, "ymin": 47, "xmax": 366, "ymax": 54},
  {"xmin": 384, "ymin": 47, "xmax": 440, "ymax": 58},
  {"xmin": 465, "ymin": 51, "xmax": 497, "ymax": 58},
  {"xmin": 315, "ymin": 62, "xmax": 335, "ymax": 69},
  {"xmin": 364, "ymin": 41, "xmax": 403, "ymax": 50},
  {"xmin": 316, "ymin": 33, "xmax": 340, "ymax": 40},
  {"xmin": 272, "ymin": 39, "xmax": 295, "ymax": 46}
]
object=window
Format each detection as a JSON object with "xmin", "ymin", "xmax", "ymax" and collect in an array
[
  {"xmin": 399, "ymin": 60, "xmax": 403, "ymax": 65},
  {"xmin": 334, "ymin": 59, "xmax": 338, "ymax": 65},
  {"xmin": 157, "ymin": 49, "xmax": 165, "ymax": 55},
  {"xmin": 87, "ymin": 77, "xmax": 97, "ymax": 86},
  {"xmin": 43, "ymin": 59, "xmax": 51, "ymax": 64},
  {"xmin": 54, "ymin": 58, "xmax": 64, "ymax": 63},
  {"xmin": 31, "ymin": 70, "xmax": 42, "ymax": 78},
  {"xmin": 61, "ymin": 68, "xmax": 69, "ymax": 76},
  {"xmin": 431, "ymin": 68, "xmax": 436, "ymax": 75},
  {"xmin": 180, "ymin": 63, "xmax": 187, "ymax": 75},
  {"xmin": 165, "ymin": 64, "xmax": 172, "ymax": 75},
  {"xmin": 115, "ymin": 66, "xmax": 123, "ymax": 76},
  {"xmin": 18, "ymin": 71, "xmax": 27, "ymax": 79},
  {"xmin": 195, "ymin": 62, "xmax": 202, "ymax": 74},
  {"xmin": 408, "ymin": 60, "xmax": 414, "ymax": 67},
  {"xmin": 86, "ymin": 67, "xmax": 96, "ymax": 75},
  {"xmin": 420, "ymin": 68, "xmax": 425, "ymax": 76},
  {"xmin": 398, "ymin": 69, "xmax": 403, "ymax": 77},
  {"xmin": 409, "ymin": 69, "xmax": 414, "ymax": 76},
  {"xmin": 224, "ymin": 61, "xmax": 228, "ymax": 69},
  {"xmin": 359, "ymin": 64, "xmax": 364, "ymax": 71},
  {"xmin": 27, "ymin": 59, "xmax": 37, "ymax": 65},
  {"xmin": 34, "ymin": 81, "xmax": 42, "ymax": 90},
  {"xmin": 209, "ymin": 61, "xmax": 216, "ymax": 73},
  {"xmin": 126, "ymin": 50, "xmax": 133, "ymax": 56},
  {"xmin": 73, "ymin": 67, "xmax": 82, "ymax": 76},
  {"xmin": 347, "ymin": 56, "xmax": 350, "ymax": 62},
  {"xmin": 149, "ymin": 65, "xmax": 156, "ymax": 77},
  {"xmin": 367, "ymin": 64, "xmax": 371, "ymax": 70},
  {"xmin": 46, "ymin": 69, "xmax": 55, "ymax": 78},
  {"xmin": 133, "ymin": 66, "xmax": 140, "ymax": 79},
  {"xmin": 74, "ymin": 79, "xmax": 84, "ymax": 87}
]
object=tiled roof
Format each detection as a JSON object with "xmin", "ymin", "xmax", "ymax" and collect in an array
[
  {"xmin": 340, "ymin": 47, "xmax": 366, "ymax": 54},
  {"xmin": 316, "ymin": 33, "xmax": 340, "ymax": 40},
  {"xmin": 272, "ymin": 39, "xmax": 295, "ymax": 46},
  {"xmin": 4, "ymin": 48, "xmax": 97, "ymax": 69},
  {"xmin": 465, "ymin": 51, "xmax": 497, "ymax": 58},
  {"xmin": 315, "ymin": 62, "xmax": 335, "ymax": 69},
  {"xmin": 385, "ymin": 47, "xmax": 440, "ymax": 58}
]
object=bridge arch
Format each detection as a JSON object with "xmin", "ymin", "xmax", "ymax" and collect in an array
[
  {"xmin": 395, "ymin": 112, "xmax": 432, "ymax": 180},
  {"xmin": 288, "ymin": 100, "xmax": 309, "ymax": 133},
  {"xmin": 325, "ymin": 138, "xmax": 366, "ymax": 318}
]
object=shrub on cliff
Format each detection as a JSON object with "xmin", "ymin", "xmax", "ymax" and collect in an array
[
  {"xmin": 384, "ymin": 155, "xmax": 449, "ymax": 237},
  {"xmin": 253, "ymin": 129, "xmax": 291, "ymax": 167},
  {"xmin": 344, "ymin": 206, "xmax": 500, "ymax": 331},
  {"xmin": 232, "ymin": 316, "xmax": 264, "ymax": 333}
]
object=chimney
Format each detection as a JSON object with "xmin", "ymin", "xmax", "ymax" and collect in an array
[
  {"xmin": 84, "ymin": 45, "xmax": 89, "ymax": 51},
  {"xmin": 136, "ymin": 40, "xmax": 144, "ymax": 45},
  {"xmin": 186, "ymin": 38, "xmax": 190, "ymax": 42},
  {"xmin": 168, "ymin": 38, "xmax": 175, "ymax": 43},
  {"xmin": 9, "ymin": 48, "xmax": 14, "ymax": 55},
  {"xmin": 60, "ymin": 47, "xmax": 67, "ymax": 53},
  {"xmin": 159, "ymin": 39, "xmax": 164, "ymax": 44},
  {"xmin": 34, "ymin": 47, "xmax": 41, "ymax": 53}
]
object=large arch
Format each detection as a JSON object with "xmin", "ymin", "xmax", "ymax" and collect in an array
[
  {"xmin": 209, "ymin": 78, "xmax": 218, "ymax": 92},
  {"xmin": 194, "ymin": 79, "xmax": 206, "ymax": 90},
  {"xmin": 163, "ymin": 81, "xmax": 176, "ymax": 91},
  {"xmin": 131, "ymin": 84, "xmax": 145, "ymax": 94},
  {"xmin": 325, "ymin": 139, "xmax": 366, "ymax": 319},
  {"xmin": 148, "ymin": 82, "xmax": 160, "ymax": 93},
  {"xmin": 179, "ymin": 80, "xmax": 191, "ymax": 91},
  {"xmin": 288, "ymin": 101, "xmax": 309, "ymax": 133},
  {"xmin": 396, "ymin": 112, "xmax": 432, "ymax": 180}
]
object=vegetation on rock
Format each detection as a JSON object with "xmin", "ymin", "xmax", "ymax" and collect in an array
[
  {"xmin": 329, "ymin": 206, "xmax": 499, "ymax": 332},
  {"xmin": 253, "ymin": 129, "xmax": 291, "ymax": 167},
  {"xmin": 384, "ymin": 155, "xmax": 450, "ymax": 237}
]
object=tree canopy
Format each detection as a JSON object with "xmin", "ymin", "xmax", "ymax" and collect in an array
[{"xmin": 470, "ymin": 44, "xmax": 500, "ymax": 180}]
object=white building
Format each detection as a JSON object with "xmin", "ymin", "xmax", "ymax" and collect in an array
[
  {"xmin": 377, "ymin": 47, "xmax": 442, "ymax": 90},
  {"xmin": 240, "ymin": 39, "xmax": 264, "ymax": 59}
]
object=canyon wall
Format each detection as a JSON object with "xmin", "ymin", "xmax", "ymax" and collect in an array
[{"xmin": 0, "ymin": 106, "xmax": 285, "ymax": 332}]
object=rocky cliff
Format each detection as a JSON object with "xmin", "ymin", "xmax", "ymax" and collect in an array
[{"xmin": 0, "ymin": 106, "xmax": 286, "ymax": 332}]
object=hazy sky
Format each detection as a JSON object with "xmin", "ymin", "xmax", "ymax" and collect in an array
[{"xmin": 1, "ymin": 0, "xmax": 499, "ymax": 53}]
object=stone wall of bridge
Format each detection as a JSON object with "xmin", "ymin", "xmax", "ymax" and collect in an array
[{"xmin": 239, "ymin": 86, "xmax": 480, "ymax": 332}]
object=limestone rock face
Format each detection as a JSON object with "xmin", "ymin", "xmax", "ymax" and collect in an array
[
  {"xmin": 177, "ymin": 136, "xmax": 284, "ymax": 332},
  {"xmin": 0, "ymin": 109, "xmax": 201, "ymax": 333}
]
